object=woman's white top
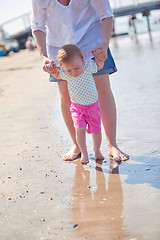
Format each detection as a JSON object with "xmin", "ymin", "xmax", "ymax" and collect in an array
[
  {"xmin": 59, "ymin": 59, "xmax": 98, "ymax": 105},
  {"xmin": 32, "ymin": 0, "xmax": 114, "ymax": 62}
]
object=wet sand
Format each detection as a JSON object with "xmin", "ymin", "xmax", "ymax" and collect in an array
[{"xmin": 0, "ymin": 31, "xmax": 160, "ymax": 240}]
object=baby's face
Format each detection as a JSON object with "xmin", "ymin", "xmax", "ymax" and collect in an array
[{"xmin": 62, "ymin": 56, "xmax": 84, "ymax": 77}]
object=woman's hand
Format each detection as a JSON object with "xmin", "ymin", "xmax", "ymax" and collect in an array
[
  {"xmin": 91, "ymin": 42, "xmax": 108, "ymax": 62},
  {"xmin": 42, "ymin": 56, "xmax": 57, "ymax": 74},
  {"xmin": 42, "ymin": 56, "xmax": 60, "ymax": 79}
]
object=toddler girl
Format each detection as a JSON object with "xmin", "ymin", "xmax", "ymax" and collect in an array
[{"xmin": 51, "ymin": 44, "xmax": 104, "ymax": 164}]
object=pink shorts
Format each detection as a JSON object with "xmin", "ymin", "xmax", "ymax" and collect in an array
[{"xmin": 70, "ymin": 101, "xmax": 101, "ymax": 134}]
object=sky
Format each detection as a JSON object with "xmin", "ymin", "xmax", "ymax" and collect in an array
[
  {"xmin": 0, "ymin": 0, "xmax": 155, "ymax": 24},
  {"xmin": 0, "ymin": 0, "xmax": 32, "ymax": 24},
  {"xmin": 0, "ymin": 0, "xmax": 159, "ymax": 36}
]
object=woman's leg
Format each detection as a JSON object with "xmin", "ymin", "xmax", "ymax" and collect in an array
[
  {"xmin": 94, "ymin": 73, "xmax": 129, "ymax": 161},
  {"xmin": 57, "ymin": 80, "xmax": 80, "ymax": 160}
]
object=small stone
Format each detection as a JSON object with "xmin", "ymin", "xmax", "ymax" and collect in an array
[
  {"xmin": 72, "ymin": 224, "xmax": 78, "ymax": 228},
  {"xmin": 40, "ymin": 219, "xmax": 45, "ymax": 222},
  {"xmin": 100, "ymin": 201, "xmax": 107, "ymax": 204},
  {"xmin": 146, "ymin": 167, "xmax": 150, "ymax": 171}
]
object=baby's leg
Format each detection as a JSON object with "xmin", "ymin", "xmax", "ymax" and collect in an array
[
  {"xmin": 92, "ymin": 131, "xmax": 104, "ymax": 160},
  {"xmin": 76, "ymin": 128, "xmax": 89, "ymax": 164}
]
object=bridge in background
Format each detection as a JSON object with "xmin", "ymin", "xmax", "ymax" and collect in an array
[
  {"xmin": 0, "ymin": 1, "xmax": 160, "ymax": 49},
  {"xmin": 113, "ymin": 1, "xmax": 160, "ymax": 17}
]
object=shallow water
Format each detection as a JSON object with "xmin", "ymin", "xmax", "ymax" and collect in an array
[
  {"xmin": 110, "ymin": 30, "xmax": 160, "ymax": 159},
  {"xmin": 0, "ymin": 33, "xmax": 159, "ymax": 239},
  {"xmin": 52, "ymin": 30, "xmax": 160, "ymax": 239}
]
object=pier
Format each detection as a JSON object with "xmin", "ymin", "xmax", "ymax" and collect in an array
[
  {"xmin": 113, "ymin": 1, "xmax": 160, "ymax": 34},
  {"xmin": 113, "ymin": 1, "xmax": 160, "ymax": 17}
]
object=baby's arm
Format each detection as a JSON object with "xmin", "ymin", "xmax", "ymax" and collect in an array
[
  {"xmin": 95, "ymin": 60, "xmax": 104, "ymax": 71},
  {"xmin": 50, "ymin": 63, "xmax": 61, "ymax": 79},
  {"xmin": 91, "ymin": 48, "xmax": 104, "ymax": 70}
]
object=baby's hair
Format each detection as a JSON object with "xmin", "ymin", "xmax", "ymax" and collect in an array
[{"xmin": 57, "ymin": 44, "xmax": 83, "ymax": 64}]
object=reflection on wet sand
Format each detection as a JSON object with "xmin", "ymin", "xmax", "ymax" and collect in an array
[{"xmin": 71, "ymin": 159, "xmax": 129, "ymax": 240}]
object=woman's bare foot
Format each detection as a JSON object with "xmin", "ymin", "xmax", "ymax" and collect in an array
[
  {"xmin": 62, "ymin": 145, "xmax": 81, "ymax": 161},
  {"xmin": 95, "ymin": 150, "xmax": 105, "ymax": 160},
  {"xmin": 108, "ymin": 144, "xmax": 129, "ymax": 162},
  {"xmin": 81, "ymin": 153, "xmax": 89, "ymax": 165}
]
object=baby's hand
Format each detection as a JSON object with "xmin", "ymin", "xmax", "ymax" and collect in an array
[
  {"xmin": 91, "ymin": 48, "xmax": 102, "ymax": 56},
  {"xmin": 91, "ymin": 44, "xmax": 108, "ymax": 62},
  {"xmin": 91, "ymin": 48, "xmax": 105, "ymax": 71},
  {"xmin": 42, "ymin": 57, "xmax": 56, "ymax": 74},
  {"xmin": 50, "ymin": 64, "xmax": 60, "ymax": 79}
]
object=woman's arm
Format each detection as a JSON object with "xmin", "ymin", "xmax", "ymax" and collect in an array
[
  {"xmin": 33, "ymin": 30, "xmax": 47, "ymax": 60},
  {"xmin": 33, "ymin": 30, "xmax": 56, "ymax": 74},
  {"xmin": 90, "ymin": 0, "xmax": 114, "ymax": 60},
  {"xmin": 32, "ymin": 0, "xmax": 56, "ymax": 74},
  {"xmin": 91, "ymin": 16, "xmax": 114, "ymax": 61},
  {"xmin": 101, "ymin": 17, "xmax": 114, "ymax": 55}
]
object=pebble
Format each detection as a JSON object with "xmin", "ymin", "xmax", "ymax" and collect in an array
[
  {"xmin": 145, "ymin": 167, "xmax": 150, "ymax": 171},
  {"xmin": 100, "ymin": 201, "xmax": 107, "ymax": 204},
  {"xmin": 40, "ymin": 219, "xmax": 45, "ymax": 222},
  {"xmin": 72, "ymin": 224, "xmax": 78, "ymax": 228}
]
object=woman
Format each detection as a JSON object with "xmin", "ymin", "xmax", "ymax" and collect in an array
[{"xmin": 31, "ymin": 0, "xmax": 129, "ymax": 161}]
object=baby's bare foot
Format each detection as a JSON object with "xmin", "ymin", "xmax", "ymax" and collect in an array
[
  {"xmin": 95, "ymin": 151, "xmax": 105, "ymax": 160},
  {"xmin": 81, "ymin": 153, "xmax": 89, "ymax": 165}
]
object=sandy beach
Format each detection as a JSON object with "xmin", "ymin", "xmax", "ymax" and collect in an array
[{"xmin": 0, "ymin": 30, "xmax": 160, "ymax": 240}]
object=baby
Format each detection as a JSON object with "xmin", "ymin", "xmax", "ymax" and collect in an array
[{"xmin": 51, "ymin": 44, "xmax": 104, "ymax": 164}]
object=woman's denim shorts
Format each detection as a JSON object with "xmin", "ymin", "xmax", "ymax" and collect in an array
[{"xmin": 49, "ymin": 47, "xmax": 117, "ymax": 82}]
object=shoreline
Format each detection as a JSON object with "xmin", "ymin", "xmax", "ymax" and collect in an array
[{"xmin": 0, "ymin": 39, "xmax": 160, "ymax": 239}]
